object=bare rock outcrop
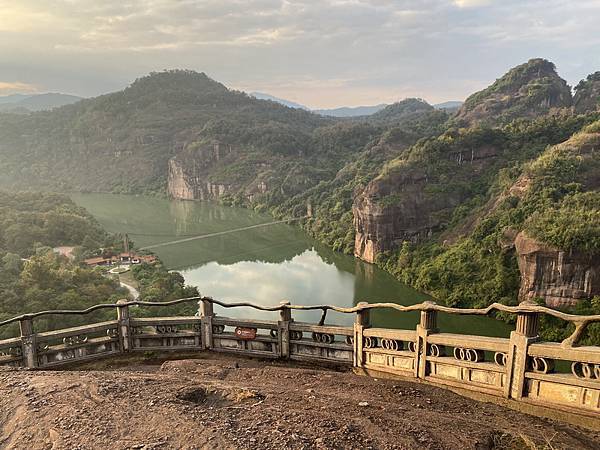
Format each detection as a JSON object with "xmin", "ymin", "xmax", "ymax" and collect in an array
[
  {"xmin": 515, "ymin": 232, "xmax": 600, "ymax": 307},
  {"xmin": 353, "ymin": 145, "xmax": 499, "ymax": 262},
  {"xmin": 167, "ymin": 141, "xmax": 234, "ymax": 201},
  {"xmin": 353, "ymin": 170, "xmax": 457, "ymax": 262}
]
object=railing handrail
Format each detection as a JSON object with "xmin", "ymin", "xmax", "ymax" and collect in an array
[
  {"xmin": 1, "ymin": 294, "xmax": 599, "ymax": 428},
  {"xmin": 2, "ymin": 296, "xmax": 600, "ymax": 347}
]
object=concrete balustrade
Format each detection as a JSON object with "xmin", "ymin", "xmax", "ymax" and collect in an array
[{"xmin": 0, "ymin": 296, "xmax": 598, "ymax": 429}]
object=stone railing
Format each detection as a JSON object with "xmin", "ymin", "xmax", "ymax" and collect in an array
[{"xmin": 1, "ymin": 297, "xmax": 599, "ymax": 427}]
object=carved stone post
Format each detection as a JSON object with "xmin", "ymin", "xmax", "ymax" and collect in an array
[
  {"xmin": 20, "ymin": 317, "xmax": 37, "ymax": 369},
  {"xmin": 278, "ymin": 301, "xmax": 292, "ymax": 359},
  {"xmin": 353, "ymin": 302, "xmax": 370, "ymax": 368},
  {"xmin": 505, "ymin": 301, "xmax": 539, "ymax": 399},
  {"xmin": 199, "ymin": 298, "xmax": 214, "ymax": 350},
  {"xmin": 415, "ymin": 301, "xmax": 437, "ymax": 379},
  {"xmin": 116, "ymin": 299, "xmax": 131, "ymax": 352}
]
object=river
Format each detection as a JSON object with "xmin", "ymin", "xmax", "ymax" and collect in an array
[{"xmin": 71, "ymin": 194, "xmax": 511, "ymax": 337}]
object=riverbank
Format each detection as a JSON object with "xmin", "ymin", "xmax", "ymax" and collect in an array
[{"xmin": 1, "ymin": 353, "xmax": 597, "ymax": 449}]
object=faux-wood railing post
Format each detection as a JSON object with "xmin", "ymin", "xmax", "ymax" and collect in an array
[
  {"xmin": 19, "ymin": 317, "xmax": 37, "ymax": 369},
  {"xmin": 199, "ymin": 298, "xmax": 214, "ymax": 350},
  {"xmin": 278, "ymin": 301, "xmax": 292, "ymax": 358},
  {"xmin": 116, "ymin": 299, "xmax": 131, "ymax": 352},
  {"xmin": 415, "ymin": 301, "xmax": 438, "ymax": 379},
  {"xmin": 353, "ymin": 302, "xmax": 370, "ymax": 368},
  {"xmin": 505, "ymin": 301, "xmax": 539, "ymax": 399}
]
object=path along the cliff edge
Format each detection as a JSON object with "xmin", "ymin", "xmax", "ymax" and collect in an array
[{"xmin": 0, "ymin": 353, "xmax": 597, "ymax": 450}]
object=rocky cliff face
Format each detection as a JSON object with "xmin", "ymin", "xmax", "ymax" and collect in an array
[
  {"xmin": 456, "ymin": 59, "xmax": 572, "ymax": 126},
  {"xmin": 574, "ymin": 72, "xmax": 600, "ymax": 113},
  {"xmin": 353, "ymin": 144, "xmax": 499, "ymax": 262},
  {"xmin": 167, "ymin": 141, "xmax": 234, "ymax": 201},
  {"xmin": 515, "ymin": 232, "xmax": 600, "ymax": 307}
]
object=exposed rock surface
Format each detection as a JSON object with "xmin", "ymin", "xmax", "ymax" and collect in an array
[
  {"xmin": 1, "ymin": 354, "xmax": 598, "ymax": 449},
  {"xmin": 456, "ymin": 58, "xmax": 572, "ymax": 126},
  {"xmin": 167, "ymin": 141, "xmax": 235, "ymax": 201},
  {"xmin": 574, "ymin": 72, "xmax": 600, "ymax": 113},
  {"xmin": 353, "ymin": 145, "xmax": 499, "ymax": 262},
  {"xmin": 515, "ymin": 232, "xmax": 600, "ymax": 307}
]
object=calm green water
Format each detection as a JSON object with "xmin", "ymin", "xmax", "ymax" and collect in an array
[{"xmin": 71, "ymin": 194, "xmax": 511, "ymax": 337}]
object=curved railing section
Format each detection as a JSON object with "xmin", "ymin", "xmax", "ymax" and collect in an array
[{"xmin": 0, "ymin": 297, "xmax": 599, "ymax": 425}]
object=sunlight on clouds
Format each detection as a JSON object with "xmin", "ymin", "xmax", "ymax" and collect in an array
[
  {"xmin": 0, "ymin": 81, "xmax": 38, "ymax": 94},
  {"xmin": 0, "ymin": 0, "xmax": 599, "ymax": 106},
  {"xmin": 0, "ymin": 4, "xmax": 50, "ymax": 32}
]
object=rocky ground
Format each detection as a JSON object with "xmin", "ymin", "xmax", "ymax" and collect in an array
[{"xmin": 0, "ymin": 353, "xmax": 598, "ymax": 450}]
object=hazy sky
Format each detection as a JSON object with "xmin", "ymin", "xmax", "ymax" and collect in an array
[{"xmin": 1, "ymin": 0, "xmax": 599, "ymax": 108}]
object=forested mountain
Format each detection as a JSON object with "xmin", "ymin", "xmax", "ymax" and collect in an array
[
  {"xmin": 0, "ymin": 70, "xmax": 327, "ymax": 193},
  {"xmin": 0, "ymin": 60, "xmax": 599, "ymax": 342},
  {"xmin": 0, "ymin": 93, "xmax": 82, "ymax": 113}
]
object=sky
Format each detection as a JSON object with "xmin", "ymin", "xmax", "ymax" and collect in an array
[{"xmin": 0, "ymin": 0, "xmax": 599, "ymax": 108}]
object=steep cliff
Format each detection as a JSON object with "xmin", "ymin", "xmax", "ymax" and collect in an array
[
  {"xmin": 456, "ymin": 59, "xmax": 572, "ymax": 126},
  {"xmin": 357, "ymin": 111, "xmax": 600, "ymax": 311},
  {"xmin": 574, "ymin": 72, "xmax": 600, "ymax": 113},
  {"xmin": 167, "ymin": 141, "xmax": 235, "ymax": 201},
  {"xmin": 515, "ymin": 232, "xmax": 600, "ymax": 307},
  {"xmin": 353, "ymin": 128, "xmax": 506, "ymax": 262}
]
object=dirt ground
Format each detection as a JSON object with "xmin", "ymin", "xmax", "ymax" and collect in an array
[{"xmin": 0, "ymin": 353, "xmax": 598, "ymax": 450}]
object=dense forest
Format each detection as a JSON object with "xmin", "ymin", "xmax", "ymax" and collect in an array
[{"xmin": 0, "ymin": 192, "xmax": 197, "ymax": 337}]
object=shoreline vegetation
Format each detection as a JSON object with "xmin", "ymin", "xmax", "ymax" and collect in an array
[{"xmin": 0, "ymin": 191, "xmax": 198, "ymax": 338}]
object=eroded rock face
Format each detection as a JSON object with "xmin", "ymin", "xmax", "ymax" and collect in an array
[
  {"xmin": 515, "ymin": 232, "xmax": 600, "ymax": 307},
  {"xmin": 353, "ymin": 169, "xmax": 458, "ymax": 263},
  {"xmin": 167, "ymin": 141, "xmax": 234, "ymax": 201},
  {"xmin": 352, "ymin": 145, "xmax": 499, "ymax": 263}
]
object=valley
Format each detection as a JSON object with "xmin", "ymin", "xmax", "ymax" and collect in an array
[{"xmin": 0, "ymin": 59, "xmax": 599, "ymax": 344}]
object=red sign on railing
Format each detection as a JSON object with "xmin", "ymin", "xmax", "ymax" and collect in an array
[{"xmin": 235, "ymin": 327, "xmax": 257, "ymax": 340}]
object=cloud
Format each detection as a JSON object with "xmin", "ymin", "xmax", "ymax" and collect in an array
[
  {"xmin": 0, "ymin": 81, "xmax": 38, "ymax": 94},
  {"xmin": 0, "ymin": 0, "xmax": 599, "ymax": 106},
  {"xmin": 453, "ymin": 0, "xmax": 492, "ymax": 8}
]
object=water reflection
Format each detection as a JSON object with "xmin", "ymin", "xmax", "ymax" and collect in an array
[
  {"xmin": 71, "ymin": 193, "xmax": 512, "ymax": 337},
  {"xmin": 180, "ymin": 249, "xmax": 355, "ymax": 324}
]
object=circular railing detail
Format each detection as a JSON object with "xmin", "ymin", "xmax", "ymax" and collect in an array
[
  {"xmin": 531, "ymin": 357, "xmax": 554, "ymax": 374},
  {"xmin": 212, "ymin": 325, "xmax": 225, "ymax": 334},
  {"xmin": 571, "ymin": 362, "xmax": 599, "ymax": 380},
  {"xmin": 363, "ymin": 336, "xmax": 375, "ymax": 349},
  {"xmin": 289, "ymin": 330, "xmax": 303, "ymax": 340},
  {"xmin": 155, "ymin": 325, "xmax": 178, "ymax": 334},
  {"xmin": 381, "ymin": 339, "xmax": 403, "ymax": 351},
  {"xmin": 494, "ymin": 352, "xmax": 508, "ymax": 366},
  {"xmin": 312, "ymin": 332, "xmax": 335, "ymax": 344},
  {"xmin": 453, "ymin": 347, "xmax": 484, "ymax": 363},
  {"xmin": 63, "ymin": 335, "xmax": 88, "ymax": 346},
  {"xmin": 428, "ymin": 344, "xmax": 445, "ymax": 357},
  {"xmin": 0, "ymin": 346, "xmax": 23, "ymax": 357}
]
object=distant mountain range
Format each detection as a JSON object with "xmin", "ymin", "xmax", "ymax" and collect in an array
[
  {"xmin": 250, "ymin": 92, "xmax": 462, "ymax": 117},
  {"xmin": 0, "ymin": 93, "xmax": 83, "ymax": 113}
]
